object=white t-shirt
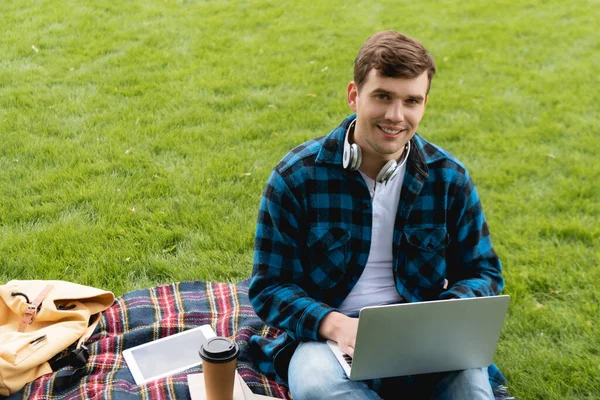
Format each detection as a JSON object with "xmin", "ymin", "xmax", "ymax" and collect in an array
[{"xmin": 338, "ymin": 163, "xmax": 407, "ymax": 315}]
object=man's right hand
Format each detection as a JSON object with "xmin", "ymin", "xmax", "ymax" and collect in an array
[{"xmin": 318, "ymin": 311, "xmax": 359, "ymax": 357}]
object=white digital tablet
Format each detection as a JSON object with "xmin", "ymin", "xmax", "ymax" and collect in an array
[{"xmin": 123, "ymin": 324, "xmax": 216, "ymax": 385}]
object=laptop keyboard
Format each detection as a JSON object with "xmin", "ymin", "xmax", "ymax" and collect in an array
[{"xmin": 343, "ymin": 354, "xmax": 353, "ymax": 367}]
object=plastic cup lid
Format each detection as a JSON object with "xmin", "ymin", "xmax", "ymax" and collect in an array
[{"xmin": 199, "ymin": 337, "xmax": 239, "ymax": 363}]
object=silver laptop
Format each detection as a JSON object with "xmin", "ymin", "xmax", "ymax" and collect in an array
[{"xmin": 327, "ymin": 295, "xmax": 510, "ymax": 381}]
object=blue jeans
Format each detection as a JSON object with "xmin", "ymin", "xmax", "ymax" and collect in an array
[{"xmin": 288, "ymin": 341, "xmax": 494, "ymax": 400}]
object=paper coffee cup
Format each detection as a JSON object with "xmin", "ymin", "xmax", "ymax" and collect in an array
[{"xmin": 199, "ymin": 337, "xmax": 239, "ymax": 400}]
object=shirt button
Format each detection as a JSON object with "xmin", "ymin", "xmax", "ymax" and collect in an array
[{"xmin": 361, "ymin": 203, "xmax": 369, "ymax": 209}]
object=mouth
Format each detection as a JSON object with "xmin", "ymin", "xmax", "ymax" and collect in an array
[{"xmin": 378, "ymin": 125, "xmax": 406, "ymax": 138}]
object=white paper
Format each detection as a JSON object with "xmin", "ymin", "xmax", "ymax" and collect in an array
[
  {"xmin": 187, "ymin": 372, "xmax": 282, "ymax": 399},
  {"xmin": 187, "ymin": 372, "xmax": 246, "ymax": 400}
]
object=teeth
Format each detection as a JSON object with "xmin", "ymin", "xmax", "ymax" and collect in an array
[{"xmin": 380, "ymin": 127, "xmax": 401, "ymax": 135}]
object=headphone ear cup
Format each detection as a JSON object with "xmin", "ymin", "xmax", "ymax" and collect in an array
[
  {"xmin": 350, "ymin": 143, "xmax": 361, "ymax": 170},
  {"xmin": 376, "ymin": 160, "xmax": 398, "ymax": 183},
  {"xmin": 342, "ymin": 119, "xmax": 362, "ymax": 171},
  {"xmin": 343, "ymin": 142, "xmax": 351, "ymax": 169},
  {"xmin": 343, "ymin": 142, "xmax": 362, "ymax": 171}
]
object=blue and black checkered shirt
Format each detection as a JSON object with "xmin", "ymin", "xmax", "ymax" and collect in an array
[{"xmin": 249, "ymin": 114, "xmax": 506, "ymax": 387}]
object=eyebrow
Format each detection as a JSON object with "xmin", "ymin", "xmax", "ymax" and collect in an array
[
  {"xmin": 371, "ymin": 88, "xmax": 425, "ymax": 102},
  {"xmin": 407, "ymin": 95, "xmax": 425, "ymax": 102}
]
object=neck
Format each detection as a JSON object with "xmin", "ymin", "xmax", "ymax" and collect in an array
[
  {"xmin": 359, "ymin": 157, "xmax": 389, "ymax": 181},
  {"xmin": 359, "ymin": 145, "xmax": 409, "ymax": 181}
]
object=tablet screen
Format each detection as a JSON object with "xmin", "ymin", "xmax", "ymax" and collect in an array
[{"xmin": 123, "ymin": 324, "xmax": 216, "ymax": 385}]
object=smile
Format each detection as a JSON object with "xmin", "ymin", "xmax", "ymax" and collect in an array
[{"xmin": 378, "ymin": 126, "xmax": 405, "ymax": 136}]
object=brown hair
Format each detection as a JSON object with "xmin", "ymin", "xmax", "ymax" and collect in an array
[{"xmin": 354, "ymin": 30, "xmax": 436, "ymax": 94}]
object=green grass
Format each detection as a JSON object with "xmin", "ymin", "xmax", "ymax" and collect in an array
[{"xmin": 1, "ymin": 0, "xmax": 599, "ymax": 398}]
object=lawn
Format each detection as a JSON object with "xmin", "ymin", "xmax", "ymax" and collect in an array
[{"xmin": 1, "ymin": 0, "xmax": 599, "ymax": 398}]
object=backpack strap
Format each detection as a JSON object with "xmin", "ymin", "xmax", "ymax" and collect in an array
[
  {"xmin": 46, "ymin": 314, "xmax": 102, "ymax": 391},
  {"xmin": 17, "ymin": 284, "xmax": 54, "ymax": 333},
  {"xmin": 48, "ymin": 344, "xmax": 90, "ymax": 394},
  {"xmin": 50, "ymin": 313, "xmax": 102, "ymax": 371},
  {"xmin": 51, "ymin": 344, "xmax": 89, "ymax": 371}
]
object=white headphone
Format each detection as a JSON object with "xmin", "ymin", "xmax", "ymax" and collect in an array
[{"xmin": 342, "ymin": 119, "xmax": 411, "ymax": 184}]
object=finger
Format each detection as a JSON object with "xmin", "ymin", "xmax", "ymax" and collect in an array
[{"xmin": 344, "ymin": 344, "xmax": 355, "ymax": 357}]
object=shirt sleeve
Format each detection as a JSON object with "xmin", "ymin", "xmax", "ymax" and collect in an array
[
  {"xmin": 439, "ymin": 170, "xmax": 504, "ymax": 299},
  {"xmin": 248, "ymin": 168, "xmax": 333, "ymax": 341}
]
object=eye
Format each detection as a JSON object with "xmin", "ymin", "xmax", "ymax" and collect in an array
[{"xmin": 375, "ymin": 93, "xmax": 391, "ymax": 101}]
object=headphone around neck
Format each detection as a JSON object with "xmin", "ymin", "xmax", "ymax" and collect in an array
[{"xmin": 342, "ymin": 119, "xmax": 411, "ymax": 184}]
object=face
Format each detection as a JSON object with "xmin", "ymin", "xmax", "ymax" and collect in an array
[{"xmin": 348, "ymin": 69, "xmax": 429, "ymax": 163}]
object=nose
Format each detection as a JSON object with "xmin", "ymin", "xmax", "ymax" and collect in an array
[{"xmin": 385, "ymin": 101, "xmax": 404, "ymax": 123}]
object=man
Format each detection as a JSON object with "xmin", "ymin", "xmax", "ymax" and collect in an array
[{"xmin": 249, "ymin": 31, "xmax": 508, "ymax": 399}]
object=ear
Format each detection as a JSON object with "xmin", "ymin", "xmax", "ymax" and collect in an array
[
  {"xmin": 424, "ymin": 95, "xmax": 429, "ymax": 109},
  {"xmin": 347, "ymin": 81, "xmax": 358, "ymax": 112}
]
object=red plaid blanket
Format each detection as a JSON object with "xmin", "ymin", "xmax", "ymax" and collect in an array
[{"xmin": 7, "ymin": 279, "xmax": 290, "ymax": 400}]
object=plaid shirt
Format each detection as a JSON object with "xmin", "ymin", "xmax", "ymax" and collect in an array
[{"xmin": 248, "ymin": 114, "xmax": 506, "ymax": 387}]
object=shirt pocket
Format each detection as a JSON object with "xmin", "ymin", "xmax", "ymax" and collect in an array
[
  {"xmin": 306, "ymin": 225, "xmax": 350, "ymax": 288},
  {"xmin": 400, "ymin": 227, "xmax": 449, "ymax": 298}
]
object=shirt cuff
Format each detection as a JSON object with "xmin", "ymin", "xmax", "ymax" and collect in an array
[{"xmin": 296, "ymin": 302, "xmax": 334, "ymax": 341}]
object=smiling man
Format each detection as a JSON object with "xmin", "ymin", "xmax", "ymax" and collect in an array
[
  {"xmin": 249, "ymin": 31, "xmax": 509, "ymax": 399},
  {"xmin": 348, "ymin": 68, "xmax": 428, "ymax": 181}
]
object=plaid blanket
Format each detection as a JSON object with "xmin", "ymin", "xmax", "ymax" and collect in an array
[
  {"xmin": 6, "ymin": 280, "xmax": 513, "ymax": 400},
  {"xmin": 7, "ymin": 279, "xmax": 290, "ymax": 400}
]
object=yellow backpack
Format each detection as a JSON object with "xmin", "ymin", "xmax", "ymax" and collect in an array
[{"xmin": 0, "ymin": 280, "xmax": 114, "ymax": 396}]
